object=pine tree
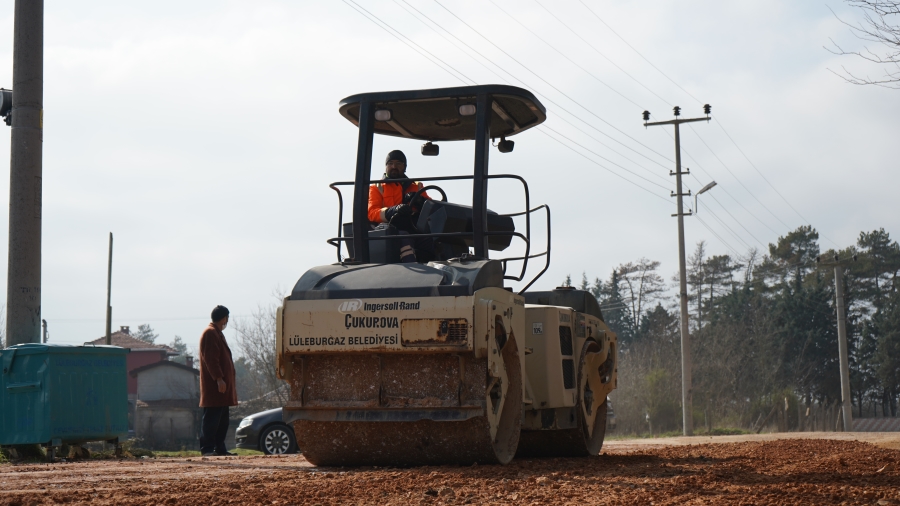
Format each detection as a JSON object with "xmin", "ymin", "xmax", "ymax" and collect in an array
[{"xmin": 134, "ymin": 324, "xmax": 159, "ymax": 344}]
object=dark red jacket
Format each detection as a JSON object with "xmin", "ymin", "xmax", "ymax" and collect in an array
[{"xmin": 198, "ymin": 324, "xmax": 238, "ymax": 408}]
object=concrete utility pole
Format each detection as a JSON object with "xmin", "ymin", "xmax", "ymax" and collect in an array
[
  {"xmin": 6, "ymin": 0, "xmax": 44, "ymax": 347},
  {"xmin": 817, "ymin": 254, "xmax": 856, "ymax": 432},
  {"xmin": 105, "ymin": 233, "xmax": 113, "ymax": 345},
  {"xmin": 644, "ymin": 105, "xmax": 711, "ymax": 436}
]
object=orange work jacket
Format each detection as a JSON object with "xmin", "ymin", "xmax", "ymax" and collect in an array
[{"xmin": 368, "ymin": 179, "xmax": 430, "ymax": 223}]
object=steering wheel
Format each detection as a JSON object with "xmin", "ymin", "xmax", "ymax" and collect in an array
[
  {"xmin": 389, "ymin": 185, "xmax": 447, "ymax": 232},
  {"xmin": 410, "ymin": 184, "xmax": 447, "ymax": 204}
]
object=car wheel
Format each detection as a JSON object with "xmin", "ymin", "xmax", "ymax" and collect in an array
[{"xmin": 260, "ymin": 424, "xmax": 297, "ymax": 455}]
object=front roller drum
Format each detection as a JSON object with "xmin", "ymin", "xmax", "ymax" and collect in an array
[{"xmin": 297, "ymin": 330, "xmax": 522, "ymax": 466}]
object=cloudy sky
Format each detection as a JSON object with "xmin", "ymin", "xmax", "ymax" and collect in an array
[{"xmin": 0, "ymin": 0, "xmax": 896, "ymax": 354}]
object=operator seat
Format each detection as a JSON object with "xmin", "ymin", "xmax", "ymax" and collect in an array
[{"xmin": 341, "ymin": 201, "xmax": 514, "ymax": 264}]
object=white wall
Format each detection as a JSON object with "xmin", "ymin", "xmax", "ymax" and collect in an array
[{"xmin": 135, "ymin": 366, "xmax": 199, "ymax": 402}]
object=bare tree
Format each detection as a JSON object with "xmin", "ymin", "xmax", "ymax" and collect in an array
[
  {"xmin": 232, "ymin": 290, "xmax": 288, "ymax": 409},
  {"xmin": 829, "ymin": 1, "xmax": 900, "ymax": 88},
  {"xmin": 617, "ymin": 258, "xmax": 667, "ymax": 331}
]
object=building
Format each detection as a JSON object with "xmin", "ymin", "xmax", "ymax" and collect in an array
[
  {"xmin": 88, "ymin": 326, "xmax": 179, "ymax": 401},
  {"xmin": 130, "ymin": 361, "xmax": 201, "ymax": 450}
]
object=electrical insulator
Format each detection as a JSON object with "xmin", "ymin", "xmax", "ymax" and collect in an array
[
  {"xmin": 703, "ymin": 104, "xmax": 711, "ymax": 115},
  {"xmin": 642, "ymin": 110, "xmax": 650, "ymax": 122},
  {"xmin": 673, "ymin": 106, "xmax": 681, "ymax": 117}
]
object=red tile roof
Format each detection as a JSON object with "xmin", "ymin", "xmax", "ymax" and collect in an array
[{"xmin": 88, "ymin": 331, "xmax": 177, "ymax": 354}]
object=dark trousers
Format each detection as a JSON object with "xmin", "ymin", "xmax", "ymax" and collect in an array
[{"xmin": 199, "ymin": 406, "xmax": 230, "ymax": 454}]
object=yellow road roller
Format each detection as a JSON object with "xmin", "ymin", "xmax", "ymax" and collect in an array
[{"xmin": 275, "ymin": 85, "xmax": 617, "ymax": 466}]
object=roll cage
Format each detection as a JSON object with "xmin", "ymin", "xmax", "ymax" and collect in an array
[{"xmin": 327, "ymin": 85, "xmax": 552, "ymax": 294}]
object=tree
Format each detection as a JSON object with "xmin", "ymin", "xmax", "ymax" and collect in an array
[
  {"xmin": 687, "ymin": 241, "xmax": 707, "ymax": 331},
  {"xmin": 170, "ymin": 335, "xmax": 188, "ymax": 355},
  {"xmin": 134, "ymin": 323, "xmax": 158, "ymax": 344},
  {"xmin": 855, "ymin": 228, "xmax": 900, "ymax": 307},
  {"xmin": 232, "ymin": 293, "xmax": 288, "ymax": 408},
  {"xmin": 830, "ymin": 1, "xmax": 900, "ymax": 88},
  {"xmin": 617, "ymin": 258, "xmax": 667, "ymax": 333},
  {"xmin": 596, "ymin": 269, "xmax": 635, "ymax": 345},
  {"xmin": 765, "ymin": 225, "xmax": 820, "ymax": 291}
]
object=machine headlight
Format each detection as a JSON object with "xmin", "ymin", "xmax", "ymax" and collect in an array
[{"xmin": 238, "ymin": 417, "xmax": 253, "ymax": 429}]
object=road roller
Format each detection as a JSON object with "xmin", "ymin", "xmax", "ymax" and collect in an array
[{"xmin": 275, "ymin": 85, "xmax": 617, "ymax": 466}]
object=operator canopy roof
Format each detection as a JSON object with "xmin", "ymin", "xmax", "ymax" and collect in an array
[{"xmin": 339, "ymin": 85, "xmax": 547, "ymax": 142}]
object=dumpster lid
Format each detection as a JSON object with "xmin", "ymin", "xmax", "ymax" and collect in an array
[{"xmin": 3, "ymin": 343, "xmax": 129, "ymax": 355}]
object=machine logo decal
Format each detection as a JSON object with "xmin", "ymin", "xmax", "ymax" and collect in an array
[
  {"xmin": 345, "ymin": 314, "xmax": 400, "ymax": 329},
  {"xmin": 363, "ymin": 301, "xmax": 421, "ymax": 312},
  {"xmin": 338, "ymin": 299, "xmax": 363, "ymax": 312},
  {"xmin": 533, "ymin": 323, "xmax": 543, "ymax": 335}
]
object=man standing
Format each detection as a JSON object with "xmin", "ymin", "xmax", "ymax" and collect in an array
[{"xmin": 198, "ymin": 305, "xmax": 238, "ymax": 456}]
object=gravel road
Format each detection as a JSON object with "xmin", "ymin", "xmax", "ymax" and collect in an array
[{"xmin": 1, "ymin": 433, "xmax": 898, "ymax": 505}]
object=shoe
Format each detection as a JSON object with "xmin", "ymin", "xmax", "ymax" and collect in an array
[
  {"xmin": 201, "ymin": 452, "xmax": 216, "ymax": 457},
  {"xmin": 215, "ymin": 451, "xmax": 237, "ymax": 456}
]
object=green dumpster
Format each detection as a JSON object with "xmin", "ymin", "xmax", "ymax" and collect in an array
[{"xmin": 0, "ymin": 343, "xmax": 129, "ymax": 449}]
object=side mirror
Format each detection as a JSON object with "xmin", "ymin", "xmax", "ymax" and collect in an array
[{"xmin": 421, "ymin": 141, "xmax": 439, "ymax": 156}]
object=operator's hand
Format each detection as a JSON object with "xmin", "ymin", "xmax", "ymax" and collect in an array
[
  {"xmin": 385, "ymin": 204, "xmax": 411, "ymax": 221},
  {"xmin": 217, "ymin": 378, "xmax": 227, "ymax": 394},
  {"xmin": 403, "ymin": 192, "xmax": 425, "ymax": 211}
]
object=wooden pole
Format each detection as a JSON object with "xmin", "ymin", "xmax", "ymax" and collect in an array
[{"xmin": 105, "ymin": 232, "xmax": 112, "ymax": 345}]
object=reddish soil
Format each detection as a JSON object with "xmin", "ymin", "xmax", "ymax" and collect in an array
[{"xmin": 2, "ymin": 436, "xmax": 899, "ymax": 505}]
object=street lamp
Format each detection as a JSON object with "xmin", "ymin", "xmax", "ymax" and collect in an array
[{"xmin": 694, "ymin": 181, "xmax": 717, "ymax": 213}]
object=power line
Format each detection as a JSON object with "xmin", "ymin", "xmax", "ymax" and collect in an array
[
  {"xmin": 662, "ymin": 121, "xmax": 785, "ymax": 239},
  {"xmin": 486, "ymin": 0, "xmax": 646, "ymax": 110},
  {"xmin": 574, "ymin": 0, "xmax": 837, "ymax": 248},
  {"xmin": 431, "ymin": 0, "xmax": 675, "ymax": 165},
  {"xmin": 679, "ymin": 151, "xmax": 784, "ymax": 239},
  {"xmin": 713, "ymin": 121, "xmax": 841, "ymax": 249},
  {"xmin": 48, "ymin": 314, "xmax": 255, "ymax": 323},
  {"xmin": 352, "ymin": 1, "xmax": 674, "ymax": 205},
  {"xmin": 427, "ymin": 2, "xmax": 785, "ymax": 268},
  {"xmin": 392, "ymin": 0, "xmax": 509, "ymax": 84},
  {"xmin": 700, "ymin": 203, "xmax": 755, "ymax": 251},
  {"xmin": 577, "ymin": 0, "xmax": 702, "ymax": 106},
  {"xmin": 695, "ymin": 214, "xmax": 743, "ymax": 259},
  {"xmin": 538, "ymin": 128, "xmax": 671, "ymax": 203},
  {"xmin": 543, "ymin": 125, "xmax": 670, "ymax": 191},
  {"xmin": 702, "ymin": 189, "xmax": 766, "ymax": 247},
  {"xmin": 343, "ymin": 0, "xmax": 473, "ymax": 86},
  {"xmin": 533, "ymin": 0, "xmax": 672, "ymax": 107},
  {"xmin": 687, "ymin": 124, "xmax": 792, "ymax": 230},
  {"xmin": 396, "ymin": 0, "xmax": 674, "ymax": 177},
  {"xmin": 552, "ymin": 113, "xmax": 672, "ymax": 179}
]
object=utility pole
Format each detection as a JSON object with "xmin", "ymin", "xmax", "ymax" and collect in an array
[
  {"xmin": 817, "ymin": 253, "xmax": 856, "ymax": 432},
  {"xmin": 5, "ymin": 1, "xmax": 44, "ymax": 347},
  {"xmin": 644, "ymin": 105, "xmax": 711, "ymax": 436},
  {"xmin": 106, "ymin": 233, "xmax": 113, "ymax": 345}
]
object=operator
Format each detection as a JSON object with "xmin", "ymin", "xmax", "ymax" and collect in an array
[{"xmin": 368, "ymin": 149, "xmax": 432, "ymax": 263}]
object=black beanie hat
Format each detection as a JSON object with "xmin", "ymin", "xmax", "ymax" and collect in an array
[
  {"xmin": 211, "ymin": 305, "xmax": 230, "ymax": 323},
  {"xmin": 385, "ymin": 150, "xmax": 407, "ymax": 165}
]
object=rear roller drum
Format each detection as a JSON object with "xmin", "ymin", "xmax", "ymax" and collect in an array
[{"xmin": 517, "ymin": 340, "xmax": 609, "ymax": 458}]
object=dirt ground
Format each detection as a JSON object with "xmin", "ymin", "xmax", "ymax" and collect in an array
[{"xmin": 2, "ymin": 432, "xmax": 900, "ymax": 505}]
